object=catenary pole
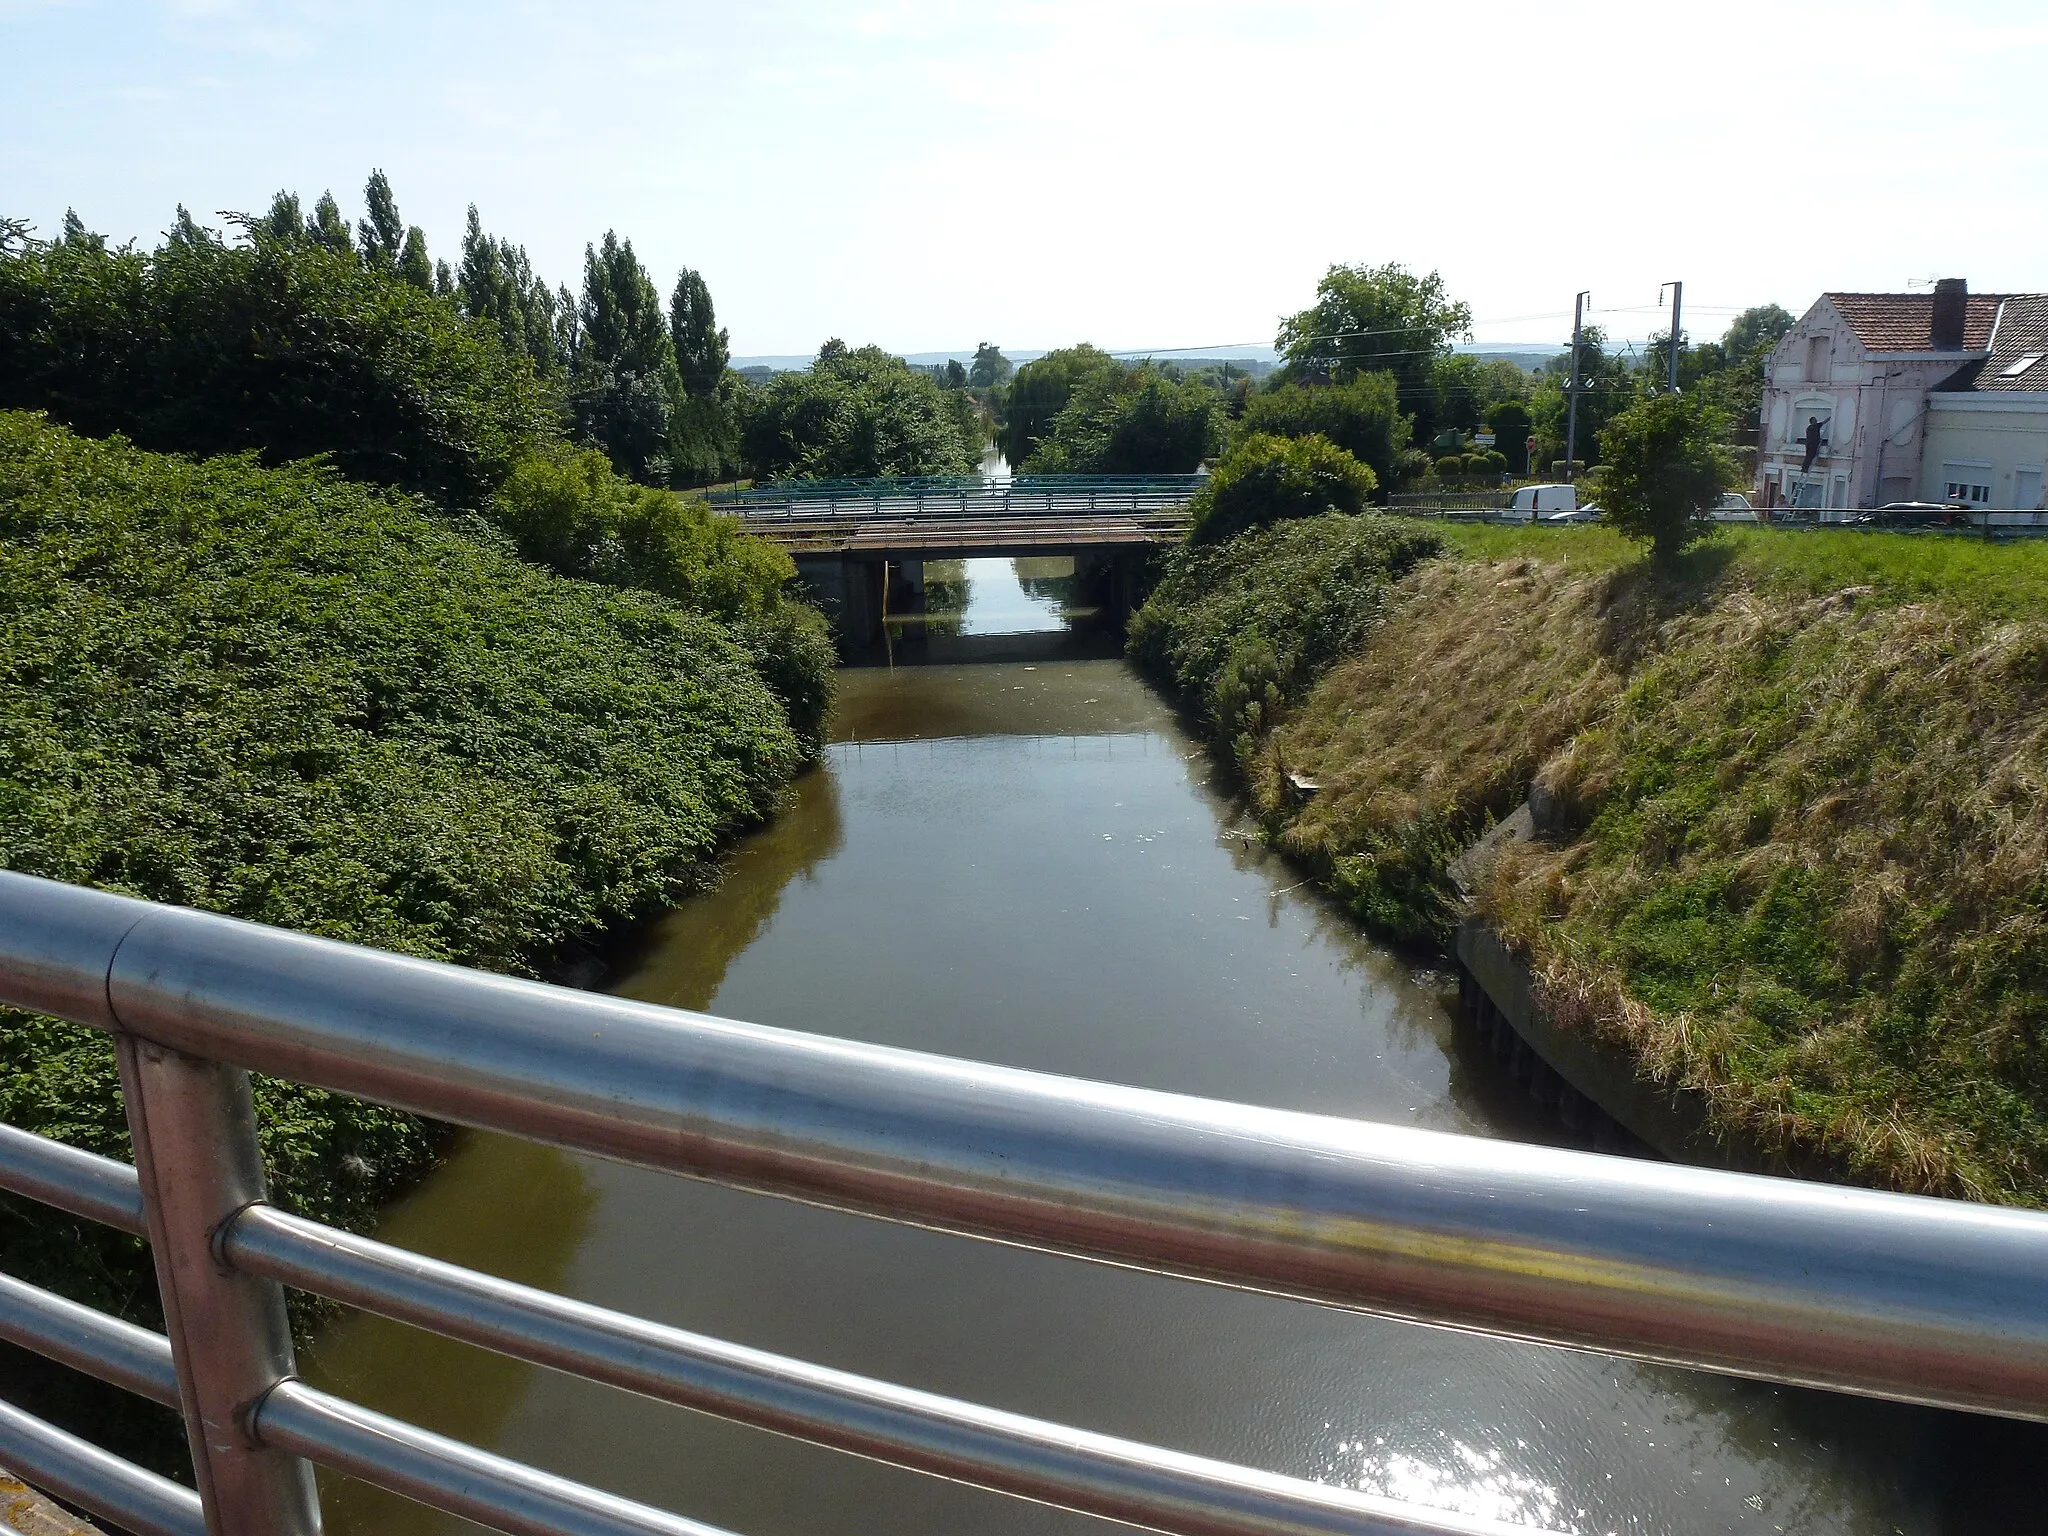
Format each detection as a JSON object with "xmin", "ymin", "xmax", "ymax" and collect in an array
[
  {"xmin": 1564, "ymin": 291, "xmax": 1589, "ymax": 481},
  {"xmin": 1664, "ymin": 281, "xmax": 1684, "ymax": 392}
]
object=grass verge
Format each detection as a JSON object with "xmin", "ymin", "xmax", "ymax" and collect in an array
[{"xmin": 1255, "ymin": 520, "xmax": 2048, "ymax": 1201}]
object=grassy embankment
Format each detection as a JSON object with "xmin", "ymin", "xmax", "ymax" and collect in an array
[
  {"xmin": 1131, "ymin": 517, "xmax": 2048, "ymax": 1204},
  {"xmin": 0, "ymin": 414, "xmax": 825, "ymax": 1456}
]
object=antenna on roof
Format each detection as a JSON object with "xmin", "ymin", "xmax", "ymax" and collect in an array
[{"xmin": 1905, "ymin": 275, "xmax": 1942, "ymax": 289}]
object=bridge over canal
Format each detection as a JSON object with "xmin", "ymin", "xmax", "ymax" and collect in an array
[{"xmin": 711, "ymin": 475, "xmax": 1203, "ymax": 642}]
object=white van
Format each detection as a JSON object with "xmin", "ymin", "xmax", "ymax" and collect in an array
[{"xmin": 1506, "ymin": 484, "xmax": 1578, "ymax": 521}]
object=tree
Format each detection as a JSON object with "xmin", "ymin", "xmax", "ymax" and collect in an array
[
  {"xmin": 1026, "ymin": 369, "xmax": 1216, "ymax": 474},
  {"xmin": 668, "ymin": 268, "xmax": 729, "ymax": 397},
  {"xmin": 1594, "ymin": 393, "xmax": 1734, "ymax": 560},
  {"xmin": 306, "ymin": 192, "xmax": 353, "ymax": 255},
  {"xmin": 1237, "ymin": 374, "xmax": 1409, "ymax": 493},
  {"xmin": 454, "ymin": 208, "xmax": 563, "ymax": 377},
  {"xmin": 258, "ymin": 192, "xmax": 303, "ymax": 245},
  {"xmin": 358, "ymin": 169, "xmax": 405, "ymax": 270},
  {"xmin": 0, "ymin": 216, "xmax": 555, "ymax": 506},
  {"xmin": 59, "ymin": 210, "xmax": 105, "ymax": 252},
  {"xmin": 396, "ymin": 227, "xmax": 433, "ymax": 291},
  {"xmin": 1276, "ymin": 263, "xmax": 1472, "ymax": 442},
  {"xmin": 1529, "ymin": 325, "xmax": 1635, "ymax": 471},
  {"xmin": 932, "ymin": 359, "xmax": 968, "ymax": 389},
  {"xmin": 1188, "ymin": 433, "xmax": 1376, "ymax": 544},
  {"xmin": 1485, "ymin": 399, "xmax": 1533, "ymax": 476},
  {"xmin": 738, "ymin": 342, "xmax": 981, "ymax": 480},
  {"xmin": 1723, "ymin": 304, "xmax": 1796, "ymax": 367},
  {"xmin": 570, "ymin": 232, "xmax": 683, "ymax": 483},
  {"xmin": 969, "ymin": 342, "xmax": 1012, "ymax": 389},
  {"xmin": 998, "ymin": 344, "xmax": 1122, "ymax": 466}
]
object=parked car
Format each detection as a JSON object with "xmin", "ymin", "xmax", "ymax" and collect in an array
[
  {"xmin": 1543, "ymin": 504, "xmax": 1601, "ymax": 523},
  {"xmin": 1852, "ymin": 502, "xmax": 1971, "ymax": 529},
  {"xmin": 1507, "ymin": 483, "xmax": 1577, "ymax": 521},
  {"xmin": 1710, "ymin": 492, "xmax": 1758, "ymax": 522}
]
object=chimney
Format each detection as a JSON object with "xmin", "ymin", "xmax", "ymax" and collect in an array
[{"xmin": 1931, "ymin": 277, "xmax": 1968, "ymax": 351}]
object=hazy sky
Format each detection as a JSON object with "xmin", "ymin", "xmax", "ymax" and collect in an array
[{"xmin": 8, "ymin": 0, "xmax": 2047, "ymax": 358}]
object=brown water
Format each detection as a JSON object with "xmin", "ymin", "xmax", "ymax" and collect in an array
[{"xmin": 305, "ymin": 559, "xmax": 2021, "ymax": 1536}]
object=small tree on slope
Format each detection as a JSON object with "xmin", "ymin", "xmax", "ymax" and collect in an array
[{"xmin": 1595, "ymin": 393, "xmax": 1734, "ymax": 560}]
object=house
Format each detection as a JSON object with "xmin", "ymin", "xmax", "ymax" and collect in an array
[
  {"xmin": 1756, "ymin": 279, "xmax": 2048, "ymax": 516},
  {"xmin": 1920, "ymin": 293, "xmax": 2048, "ymax": 514}
]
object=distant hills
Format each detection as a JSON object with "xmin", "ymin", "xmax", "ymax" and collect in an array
[{"xmin": 732, "ymin": 341, "xmax": 1557, "ymax": 378}]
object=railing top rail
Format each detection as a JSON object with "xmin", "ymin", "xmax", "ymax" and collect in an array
[{"xmin": 7, "ymin": 870, "xmax": 2048, "ymax": 1425}]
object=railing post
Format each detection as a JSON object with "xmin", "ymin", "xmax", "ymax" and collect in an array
[{"xmin": 117, "ymin": 1036, "xmax": 322, "ymax": 1536}]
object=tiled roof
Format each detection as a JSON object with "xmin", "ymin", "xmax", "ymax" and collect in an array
[
  {"xmin": 1824, "ymin": 292, "xmax": 2008, "ymax": 353},
  {"xmin": 1976, "ymin": 294, "xmax": 2048, "ymax": 391}
]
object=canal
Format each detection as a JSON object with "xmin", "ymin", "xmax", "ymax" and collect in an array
[{"xmin": 305, "ymin": 558, "xmax": 2016, "ymax": 1535}]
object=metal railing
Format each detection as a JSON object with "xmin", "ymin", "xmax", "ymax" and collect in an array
[
  {"xmin": 710, "ymin": 474, "xmax": 1205, "ymax": 523},
  {"xmin": 3, "ymin": 870, "xmax": 2048, "ymax": 1536}
]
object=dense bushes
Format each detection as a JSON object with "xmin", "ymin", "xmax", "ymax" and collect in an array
[
  {"xmin": 1025, "ymin": 368, "xmax": 1218, "ymax": 474},
  {"xmin": 0, "ymin": 414, "xmax": 818, "ymax": 1352},
  {"xmin": 490, "ymin": 446, "xmax": 792, "ymax": 614},
  {"xmin": 1127, "ymin": 513, "xmax": 1440, "ymax": 761},
  {"xmin": 0, "ymin": 222, "xmax": 555, "ymax": 506},
  {"xmin": 1187, "ymin": 433, "xmax": 1377, "ymax": 544},
  {"xmin": 738, "ymin": 342, "xmax": 983, "ymax": 479},
  {"xmin": 1235, "ymin": 375, "xmax": 1408, "ymax": 492}
]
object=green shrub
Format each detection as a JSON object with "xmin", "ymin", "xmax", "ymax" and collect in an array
[
  {"xmin": 0, "ymin": 415, "xmax": 821, "ymax": 1363},
  {"xmin": 490, "ymin": 446, "xmax": 793, "ymax": 616},
  {"xmin": 1596, "ymin": 394, "xmax": 1735, "ymax": 559},
  {"xmin": 1129, "ymin": 513, "xmax": 1442, "ymax": 733},
  {"xmin": 1236, "ymin": 374, "xmax": 1408, "ymax": 491},
  {"xmin": 1187, "ymin": 433, "xmax": 1377, "ymax": 545}
]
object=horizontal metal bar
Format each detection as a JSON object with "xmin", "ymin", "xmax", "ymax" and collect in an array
[
  {"xmin": 226, "ymin": 1204, "xmax": 1530, "ymax": 1536},
  {"xmin": 0, "ymin": 1271, "xmax": 181, "ymax": 1408},
  {"xmin": 11, "ymin": 871, "xmax": 2048, "ymax": 1423},
  {"xmin": 0, "ymin": 1398, "xmax": 205, "ymax": 1536},
  {"xmin": 255, "ymin": 1381, "xmax": 733, "ymax": 1536},
  {"xmin": 0, "ymin": 1122, "xmax": 148, "ymax": 1236}
]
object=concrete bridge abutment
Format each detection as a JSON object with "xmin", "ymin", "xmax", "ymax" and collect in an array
[{"xmin": 794, "ymin": 556, "xmax": 889, "ymax": 652}]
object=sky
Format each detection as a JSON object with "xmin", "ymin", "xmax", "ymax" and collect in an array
[{"xmin": 7, "ymin": 0, "xmax": 2048, "ymax": 359}]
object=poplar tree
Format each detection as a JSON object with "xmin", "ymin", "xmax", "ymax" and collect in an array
[
  {"xmin": 668, "ymin": 268, "xmax": 729, "ymax": 397},
  {"xmin": 307, "ymin": 192, "xmax": 353, "ymax": 255},
  {"xmin": 571, "ymin": 231, "xmax": 682, "ymax": 482},
  {"xmin": 260, "ymin": 193, "xmax": 304, "ymax": 244},
  {"xmin": 397, "ymin": 228, "xmax": 433, "ymax": 291},
  {"xmin": 358, "ymin": 169, "xmax": 405, "ymax": 270}
]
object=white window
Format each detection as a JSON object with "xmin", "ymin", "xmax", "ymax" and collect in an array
[
  {"xmin": 2002, "ymin": 354, "xmax": 2043, "ymax": 378},
  {"xmin": 1805, "ymin": 334, "xmax": 1831, "ymax": 382},
  {"xmin": 1942, "ymin": 470, "xmax": 1993, "ymax": 506}
]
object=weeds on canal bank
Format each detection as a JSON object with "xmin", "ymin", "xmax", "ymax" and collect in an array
[
  {"xmin": 1126, "ymin": 512, "xmax": 1441, "ymax": 764},
  {"xmin": 1228, "ymin": 521, "xmax": 2048, "ymax": 1203}
]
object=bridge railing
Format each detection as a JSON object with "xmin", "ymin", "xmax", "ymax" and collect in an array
[
  {"xmin": 4, "ymin": 869, "xmax": 2048, "ymax": 1536},
  {"xmin": 711, "ymin": 474, "xmax": 1205, "ymax": 522}
]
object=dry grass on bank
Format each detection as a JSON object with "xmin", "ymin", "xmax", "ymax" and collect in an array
[{"xmin": 1265, "ymin": 525, "xmax": 2048, "ymax": 1202}]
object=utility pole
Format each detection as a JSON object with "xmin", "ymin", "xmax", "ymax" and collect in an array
[
  {"xmin": 1564, "ymin": 290, "xmax": 1589, "ymax": 482},
  {"xmin": 1661, "ymin": 280, "xmax": 1684, "ymax": 392}
]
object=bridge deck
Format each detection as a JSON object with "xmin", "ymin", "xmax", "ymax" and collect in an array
[
  {"xmin": 717, "ymin": 476, "xmax": 1200, "ymax": 555},
  {"xmin": 754, "ymin": 513, "xmax": 1188, "ymax": 556}
]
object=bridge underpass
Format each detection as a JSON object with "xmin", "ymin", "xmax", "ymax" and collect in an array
[{"xmin": 711, "ymin": 476, "xmax": 1201, "ymax": 645}]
